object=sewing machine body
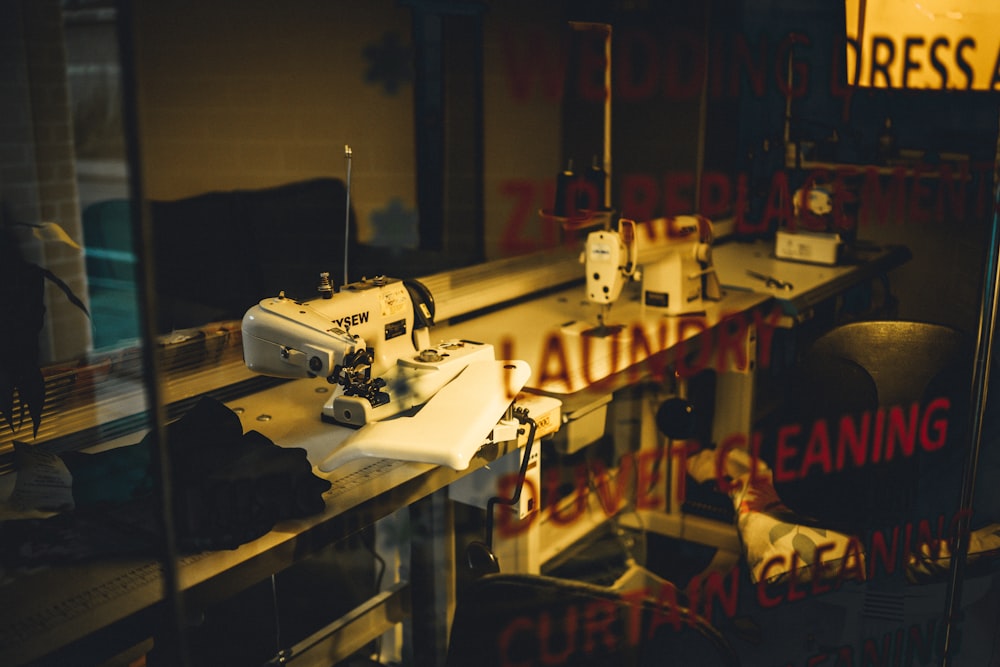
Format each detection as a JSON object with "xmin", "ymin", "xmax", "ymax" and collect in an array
[
  {"xmin": 639, "ymin": 215, "xmax": 721, "ymax": 316},
  {"xmin": 242, "ymin": 277, "xmax": 426, "ymax": 382},
  {"xmin": 241, "ymin": 275, "xmax": 532, "ymax": 473},
  {"xmin": 583, "ymin": 221, "xmax": 637, "ymax": 307}
]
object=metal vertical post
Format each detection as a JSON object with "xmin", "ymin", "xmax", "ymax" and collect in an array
[{"xmin": 940, "ymin": 110, "xmax": 1000, "ymax": 666}]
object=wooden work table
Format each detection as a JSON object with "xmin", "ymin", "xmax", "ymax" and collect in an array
[{"xmin": 0, "ymin": 239, "xmax": 910, "ymax": 666}]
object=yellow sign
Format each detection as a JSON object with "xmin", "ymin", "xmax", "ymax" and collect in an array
[{"xmin": 845, "ymin": 0, "xmax": 1000, "ymax": 90}]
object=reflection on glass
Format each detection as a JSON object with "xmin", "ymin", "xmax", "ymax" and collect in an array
[
  {"xmin": 1, "ymin": 1, "xmax": 998, "ymax": 666},
  {"xmin": 0, "ymin": 2, "xmax": 160, "ymax": 665},
  {"xmin": 0, "ymin": 1, "xmax": 146, "ymax": 459}
]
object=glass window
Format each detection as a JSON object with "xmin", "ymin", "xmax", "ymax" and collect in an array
[{"xmin": 2, "ymin": 1, "xmax": 998, "ymax": 665}]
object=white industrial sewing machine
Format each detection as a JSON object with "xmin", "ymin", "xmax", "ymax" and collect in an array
[
  {"xmin": 242, "ymin": 273, "xmax": 531, "ymax": 473},
  {"xmin": 580, "ymin": 215, "xmax": 722, "ymax": 322},
  {"xmin": 580, "ymin": 217, "xmax": 638, "ymax": 334}
]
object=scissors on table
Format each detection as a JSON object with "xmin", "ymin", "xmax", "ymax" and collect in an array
[{"xmin": 746, "ymin": 269, "xmax": 793, "ymax": 291}]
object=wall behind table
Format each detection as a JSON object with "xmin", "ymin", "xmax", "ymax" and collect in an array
[{"xmin": 132, "ymin": 0, "xmax": 415, "ymax": 249}]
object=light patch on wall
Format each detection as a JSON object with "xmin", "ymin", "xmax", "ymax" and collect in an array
[{"xmin": 369, "ymin": 197, "xmax": 419, "ymax": 249}]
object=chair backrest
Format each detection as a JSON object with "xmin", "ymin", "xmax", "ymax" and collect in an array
[
  {"xmin": 776, "ymin": 320, "xmax": 971, "ymax": 532},
  {"xmin": 446, "ymin": 573, "xmax": 739, "ymax": 667},
  {"xmin": 806, "ymin": 321, "xmax": 969, "ymax": 407}
]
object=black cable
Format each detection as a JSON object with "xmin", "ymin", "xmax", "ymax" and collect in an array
[
  {"xmin": 362, "ymin": 539, "xmax": 389, "ymax": 663},
  {"xmin": 270, "ymin": 573, "xmax": 284, "ymax": 661},
  {"xmin": 484, "ymin": 409, "xmax": 537, "ymax": 551}
]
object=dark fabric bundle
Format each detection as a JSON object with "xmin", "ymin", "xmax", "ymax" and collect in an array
[
  {"xmin": 1, "ymin": 396, "xmax": 331, "ymax": 567},
  {"xmin": 154, "ymin": 396, "xmax": 332, "ymax": 551}
]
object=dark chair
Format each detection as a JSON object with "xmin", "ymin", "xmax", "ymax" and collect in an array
[
  {"xmin": 446, "ymin": 572, "xmax": 739, "ymax": 667},
  {"xmin": 772, "ymin": 320, "xmax": 971, "ymax": 534}
]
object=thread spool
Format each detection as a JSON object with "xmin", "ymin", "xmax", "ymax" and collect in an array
[{"xmin": 554, "ymin": 159, "xmax": 575, "ymax": 217}]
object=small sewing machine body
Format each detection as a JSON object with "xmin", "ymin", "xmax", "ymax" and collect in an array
[
  {"xmin": 641, "ymin": 215, "xmax": 722, "ymax": 316},
  {"xmin": 242, "ymin": 275, "xmax": 530, "ymax": 473}
]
